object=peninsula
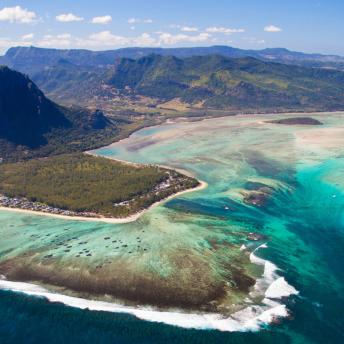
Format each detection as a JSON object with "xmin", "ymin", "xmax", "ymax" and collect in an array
[{"xmin": 0, "ymin": 153, "xmax": 200, "ymax": 220}]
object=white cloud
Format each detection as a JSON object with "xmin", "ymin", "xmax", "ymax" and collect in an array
[
  {"xmin": 83, "ymin": 31, "xmax": 157, "ymax": 47},
  {"xmin": 158, "ymin": 32, "xmax": 211, "ymax": 45},
  {"xmin": 77, "ymin": 31, "xmax": 212, "ymax": 48},
  {"xmin": 37, "ymin": 33, "xmax": 73, "ymax": 47},
  {"xmin": 264, "ymin": 25, "xmax": 282, "ymax": 32},
  {"xmin": 133, "ymin": 33, "xmax": 156, "ymax": 46},
  {"xmin": 91, "ymin": 15, "xmax": 112, "ymax": 24},
  {"xmin": 86, "ymin": 31, "xmax": 129, "ymax": 46},
  {"xmin": 206, "ymin": 26, "xmax": 245, "ymax": 34},
  {"xmin": 22, "ymin": 33, "xmax": 34, "ymax": 40},
  {"xmin": 127, "ymin": 18, "xmax": 153, "ymax": 24},
  {"xmin": 181, "ymin": 26, "xmax": 198, "ymax": 32},
  {"xmin": 0, "ymin": 37, "xmax": 33, "ymax": 53},
  {"xmin": 56, "ymin": 13, "xmax": 83, "ymax": 22},
  {"xmin": 71, "ymin": 29, "xmax": 214, "ymax": 49},
  {"xmin": 0, "ymin": 6, "xmax": 37, "ymax": 23}
]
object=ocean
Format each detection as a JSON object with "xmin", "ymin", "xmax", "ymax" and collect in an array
[{"xmin": 0, "ymin": 113, "xmax": 343, "ymax": 343}]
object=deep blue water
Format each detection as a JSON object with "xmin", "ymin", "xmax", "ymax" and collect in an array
[{"xmin": 0, "ymin": 290, "xmax": 299, "ymax": 344}]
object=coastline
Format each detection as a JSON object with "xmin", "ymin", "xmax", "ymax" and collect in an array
[
  {"xmin": 87, "ymin": 151, "xmax": 198, "ymax": 179},
  {"xmin": 1, "ymin": 110, "xmax": 341, "ymax": 224},
  {"xmin": 0, "ymin": 111, "xmax": 308, "ymax": 333},
  {"xmin": 0, "ymin": 180, "xmax": 207, "ymax": 224}
]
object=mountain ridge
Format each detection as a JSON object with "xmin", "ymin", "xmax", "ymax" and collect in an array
[{"xmin": 1, "ymin": 45, "xmax": 344, "ymax": 70}]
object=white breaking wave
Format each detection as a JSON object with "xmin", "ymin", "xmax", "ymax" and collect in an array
[
  {"xmin": 265, "ymin": 277, "xmax": 298, "ymax": 299},
  {"xmin": 0, "ymin": 244, "xmax": 298, "ymax": 332},
  {"xmin": 249, "ymin": 243, "xmax": 298, "ymax": 322}
]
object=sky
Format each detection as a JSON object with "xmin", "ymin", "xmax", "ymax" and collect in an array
[{"xmin": 0, "ymin": 0, "xmax": 343, "ymax": 55}]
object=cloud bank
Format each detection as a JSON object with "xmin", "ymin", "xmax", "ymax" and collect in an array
[
  {"xmin": 56, "ymin": 13, "xmax": 84, "ymax": 22},
  {"xmin": 0, "ymin": 6, "xmax": 36, "ymax": 23},
  {"xmin": 264, "ymin": 25, "xmax": 282, "ymax": 32},
  {"xmin": 91, "ymin": 15, "xmax": 112, "ymax": 24}
]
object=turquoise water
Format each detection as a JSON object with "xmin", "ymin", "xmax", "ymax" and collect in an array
[{"xmin": 0, "ymin": 113, "xmax": 344, "ymax": 343}]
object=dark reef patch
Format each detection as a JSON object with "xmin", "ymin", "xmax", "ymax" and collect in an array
[
  {"xmin": 0, "ymin": 248, "xmax": 253, "ymax": 311},
  {"xmin": 266, "ymin": 117, "xmax": 323, "ymax": 125}
]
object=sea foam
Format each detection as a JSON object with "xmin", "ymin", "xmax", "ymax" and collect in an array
[
  {"xmin": 249, "ymin": 243, "xmax": 298, "ymax": 319},
  {"xmin": 265, "ymin": 277, "xmax": 298, "ymax": 299}
]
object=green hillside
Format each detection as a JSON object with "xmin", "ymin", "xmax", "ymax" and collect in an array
[
  {"xmin": 109, "ymin": 54, "xmax": 344, "ymax": 111},
  {"xmin": 29, "ymin": 59, "xmax": 114, "ymax": 104}
]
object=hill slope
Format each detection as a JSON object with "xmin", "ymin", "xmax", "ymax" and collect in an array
[
  {"xmin": 24, "ymin": 59, "xmax": 114, "ymax": 104},
  {"xmin": 108, "ymin": 54, "xmax": 344, "ymax": 111},
  {"xmin": 0, "ymin": 66, "xmax": 117, "ymax": 162}
]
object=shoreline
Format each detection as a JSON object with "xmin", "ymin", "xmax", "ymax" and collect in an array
[
  {"xmin": 87, "ymin": 151, "xmax": 198, "ymax": 179},
  {"xmin": 0, "ymin": 180, "xmax": 207, "ymax": 224}
]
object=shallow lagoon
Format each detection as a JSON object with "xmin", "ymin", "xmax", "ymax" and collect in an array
[{"xmin": 0, "ymin": 113, "xmax": 344, "ymax": 342}]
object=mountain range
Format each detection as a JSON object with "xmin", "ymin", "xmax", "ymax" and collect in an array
[
  {"xmin": 1, "ymin": 46, "xmax": 344, "ymax": 113},
  {"xmin": 2, "ymin": 45, "xmax": 344, "ymax": 70}
]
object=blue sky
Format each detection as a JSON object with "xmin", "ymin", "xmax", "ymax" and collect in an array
[{"xmin": 0, "ymin": 0, "xmax": 343, "ymax": 55}]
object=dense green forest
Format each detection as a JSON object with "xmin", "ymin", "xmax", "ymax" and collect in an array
[{"xmin": 0, "ymin": 154, "xmax": 199, "ymax": 217}]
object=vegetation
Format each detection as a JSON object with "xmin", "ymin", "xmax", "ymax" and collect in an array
[
  {"xmin": 3, "ymin": 47, "xmax": 344, "ymax": 112},
  {"xmin": 0, "ymin": 154, "xmax": 199, "ymax": 217},
  {"xmin": 29, "ymin": 59, "xmax": 114, "ymax": 105},
  {"xmin": 109, "ymin": 54, "xmax": 344, "ymax": 111},
  {"xmin": 0, "ymin": 67, "xmax": 199, "ymax": 217}
]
